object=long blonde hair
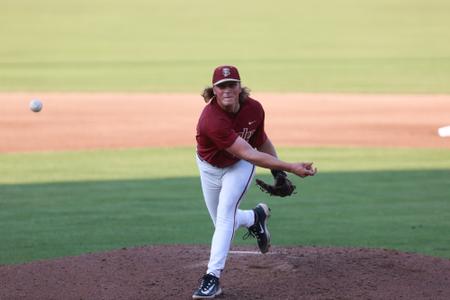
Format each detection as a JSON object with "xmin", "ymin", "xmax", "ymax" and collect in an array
[{"xmin": 201, "ymin": 86, "xmax": 251, "ymax": 103}]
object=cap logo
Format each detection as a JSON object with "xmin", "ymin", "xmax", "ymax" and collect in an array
[{"xmin": 222, "ymin": 68, "xmax": 231, "ymax": 77}]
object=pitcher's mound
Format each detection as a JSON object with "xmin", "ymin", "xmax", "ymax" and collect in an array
[{"xmin": 1, "ymin": 245, "xmax": 450, "ymax": 299}]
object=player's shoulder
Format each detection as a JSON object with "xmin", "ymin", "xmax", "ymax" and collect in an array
[
  {"xmin": 246, "ymin": 96, "xmax": 262, "ymax": 105},
  {"xmin": 198, "ymin": 101, "xmax": 229, "ymax": 127},
  {"xmin": 245, "ymin": 96, "xmax": 265, "ymax": 111},
  {"xmin": 201, "ymin": 100, "xmax": 227, "ymax": 118}
]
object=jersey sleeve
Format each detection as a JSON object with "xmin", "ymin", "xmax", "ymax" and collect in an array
[{"xmin": 205, "ymin": 118, "xmax": 239, "ymax": 150}]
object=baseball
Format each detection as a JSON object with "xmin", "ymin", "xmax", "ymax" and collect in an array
[{"xmin": 29, "ymin": 99, "xmax": 43, "ymax": 113}]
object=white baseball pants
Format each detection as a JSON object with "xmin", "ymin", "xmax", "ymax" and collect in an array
[{"xmin": 196, "ymin": 155, "xmax": 256, "ymax": 278}]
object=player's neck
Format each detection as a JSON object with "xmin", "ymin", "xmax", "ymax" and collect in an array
[
  {"xmin": 217, "ymin": 101, "xmax": 240, "ymax": 114},
  {"xmin": 231, "ymin": 102, "xmax": 240, "ymax": 113}
]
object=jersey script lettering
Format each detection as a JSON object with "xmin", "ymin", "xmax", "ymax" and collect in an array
[{"xmin": 239, "ymin": 128, "xmax": 255, "ymax": 141}]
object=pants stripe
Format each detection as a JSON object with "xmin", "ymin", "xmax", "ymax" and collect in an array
[{"xmin": 231, "ymin": 164, "xmax": 255, "ymax": 242}]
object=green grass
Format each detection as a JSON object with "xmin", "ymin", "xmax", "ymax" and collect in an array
[
  {"xmin": 1, "ymin": 0, "xmax": 449, "ymax": 92},
  {"xmin": 1, "ymin": 147, "xmax": 449, "ymax": 264}
]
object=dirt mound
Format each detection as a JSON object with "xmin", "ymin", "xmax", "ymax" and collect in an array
[{"xmin": 1, "ymin": 245, "xmax": 449, "ymax": 300}]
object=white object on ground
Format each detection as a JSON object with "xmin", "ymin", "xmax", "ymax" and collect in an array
[{"xmin": 438, "ymin": 126, "xmax": 450, "ymax": 137}]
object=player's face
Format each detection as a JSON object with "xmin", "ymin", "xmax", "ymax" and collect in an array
[{"xmin": 213, "ymin": 81, "xmax": 242, "ymax": 113}]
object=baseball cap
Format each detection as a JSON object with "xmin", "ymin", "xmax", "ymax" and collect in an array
[{"xmin": 212, "ymin": 65, "xmax": 241, "ymax": 86}]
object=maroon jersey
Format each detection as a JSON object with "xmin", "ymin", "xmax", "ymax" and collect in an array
[{"xmin": 196, "ymin": 97, "xmax": 268, "ymax": 168}]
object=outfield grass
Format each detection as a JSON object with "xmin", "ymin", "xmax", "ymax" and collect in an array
[
  {"xmin": 1, "ymin": 0, "xmax": 450, "ymax": 92},
  {"xmin": 1, "ymin": 147, "xmax": 449, "ymax": 264}
]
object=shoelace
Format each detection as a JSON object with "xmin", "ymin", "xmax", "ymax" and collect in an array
[
  {"xmin": 198, "ymin": 275, "xmax": 216, "ymax": 291},
  {"xmin": 242, "ymin": 225, "xmax": 259, "ymax": 240}
]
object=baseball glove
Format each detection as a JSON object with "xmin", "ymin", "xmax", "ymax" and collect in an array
[{"xmin": 255, "ymin": 170, "xmax": 296, "ymax": 197}]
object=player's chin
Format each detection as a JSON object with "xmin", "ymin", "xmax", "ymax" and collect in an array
[{"xmin": 223, "ymin": 97, "xmax": 236, "ymax": 103}]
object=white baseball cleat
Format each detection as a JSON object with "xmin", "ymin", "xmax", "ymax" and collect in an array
[{"xmin": 192, "ymin": 273, "xmax": 222, "ymax": 299}]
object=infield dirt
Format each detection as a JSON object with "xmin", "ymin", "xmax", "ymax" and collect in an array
[
  {"xmin": 1, "ymin": 93, "xmax": 449, "ymax": 152},
  {"xmin": 1, "ymin": 93, "xmax": 450, "ymax": 299}
]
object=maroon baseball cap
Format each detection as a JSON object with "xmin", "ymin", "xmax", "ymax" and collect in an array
[{"xmin": 212, "ymin": 65, "xmax": 241, "ymax": 86}]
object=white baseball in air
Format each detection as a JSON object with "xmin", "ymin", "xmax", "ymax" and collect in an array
[
  {"xmin": 29, "ymin": 99, "xmax": 43, "ymax": 112},
  {"xmin": 438, "ymin": 126, "xmax": 450, "ymax": 138}
]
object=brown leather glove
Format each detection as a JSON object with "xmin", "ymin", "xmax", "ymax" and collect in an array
[{"xmin": 255, "ymin": 170, "xmax": 296, "ymax": 197}]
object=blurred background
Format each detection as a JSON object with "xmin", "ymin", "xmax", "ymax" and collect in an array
[{"xmin": 1, "ymin": 0, "xmax": 449, "ymax": 93}]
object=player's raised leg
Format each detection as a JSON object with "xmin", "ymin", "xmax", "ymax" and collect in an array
[{"xmin": 244, "ymin": 203, "xmax": 271, "ymax": 254}]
